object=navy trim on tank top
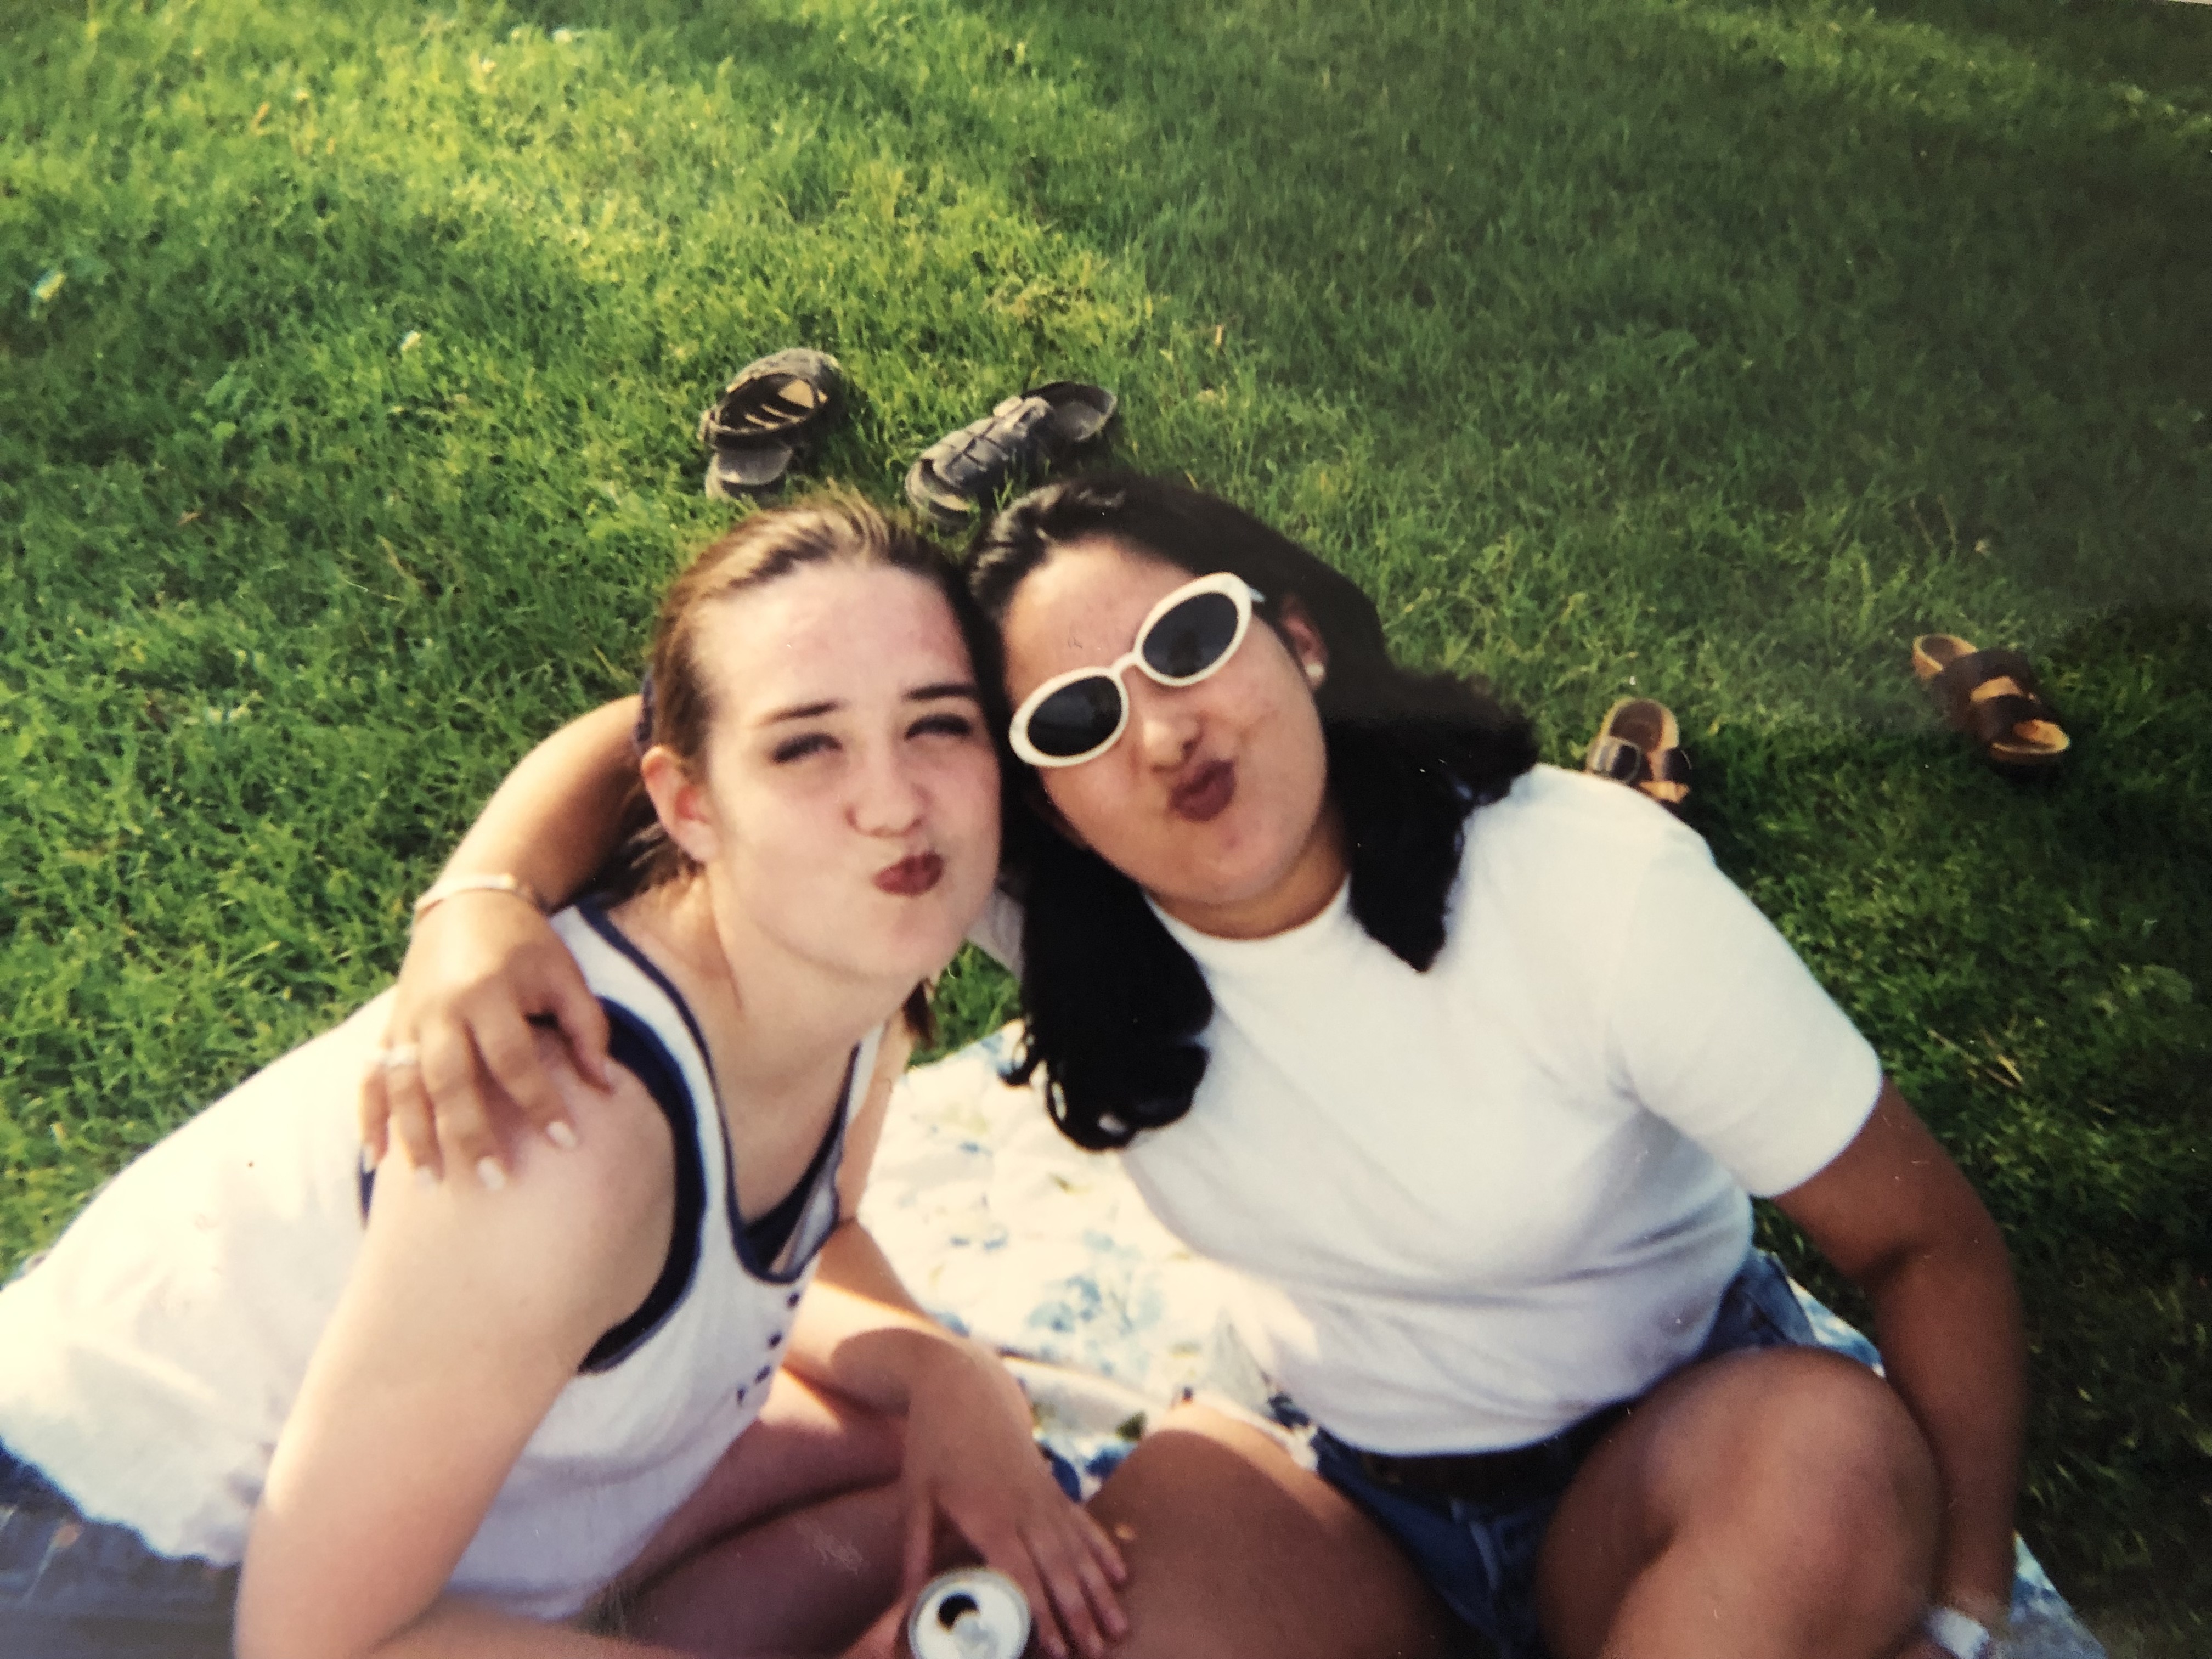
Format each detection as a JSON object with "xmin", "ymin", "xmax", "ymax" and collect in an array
[
  {"xmin": 578, "ymin": 1006, "xmax": 709, "ymax": 1373},
  {"xmin": 742, "ymin": 1095, "xmax": 844, "ymax": 1263},
  {"xmin": 578, "ymin": 896, "xmax": 855, "ymax": 1286},
  {"xmin": 578, "ymin": 899, "xmax": 718, "ymax": 1097},
  {"xmin": 727, "ymin": 1046, "xmax": 853, "ymax": 1285}
]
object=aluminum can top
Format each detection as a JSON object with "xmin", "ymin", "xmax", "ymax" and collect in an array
[{"xmin": 907, "ymin": 1567, "xmax": 1033, "ymax": 1659}]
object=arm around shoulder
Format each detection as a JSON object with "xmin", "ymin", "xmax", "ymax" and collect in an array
[{"xmin": 363, "ymin": 697, "xmax": 643, "ymax": 1181}]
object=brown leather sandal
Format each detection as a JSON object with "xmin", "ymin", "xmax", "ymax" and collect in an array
[
  {"xmin": 1910, "ymin": 635, "xmax": 2070, "ymax": 768},
  {"xmin": 1584, "ymin": 697, "xmax": 1691, "ymax": 810}
]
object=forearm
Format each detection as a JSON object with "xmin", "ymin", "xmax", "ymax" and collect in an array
[
  {"xmin": 437, "ymin": 697, "xmax": 643, "ymax": 909},
  {"xmin": 1863, "ymin": 1227, "xmax": 2025, "ymax": 1622},
  {"xmin": 786, "ymin": 1220, "xmax": 979, "ymax": 1415}
]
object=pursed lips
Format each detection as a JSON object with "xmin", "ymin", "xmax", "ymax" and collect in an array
[
  {"xmin": 1167, "ymin": 757, "xmax": 1236, "ymax": 823},
  {"xmin": 872, "ymin": 851, "xmax": 945, "ymax": 896}
]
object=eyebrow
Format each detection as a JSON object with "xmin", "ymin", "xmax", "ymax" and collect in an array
[{"xmin": 760, "ymin": 682, "xmax": 981, "ymax": 724}]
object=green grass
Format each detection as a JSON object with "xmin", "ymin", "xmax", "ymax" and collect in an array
[{"xmin": 4, "ymin": 0, "xmax": 2207, "ymax": 1645}]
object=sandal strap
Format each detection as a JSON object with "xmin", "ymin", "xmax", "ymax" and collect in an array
[
  {"xmin": 1931, "ymin": 647, "xmax": 2047, "ymax": 707},
  {"xmin": 1962, "ymin": 690, "xmax": 2050, "ymax": 748},
  {"xmin": 1588, "ymin": 736, "xmax": 1647, "ymax": 785},
  {"xmin": 1589, "ymin": 737, "xmax": 1691, "ymax": 789},
  {"xmin": 918, "ymin": 394, "xmax": 1058, "ymax": 497},
  {"xmin": 698, "ymin": 349, "xmax": 842, "ymax": 452}
]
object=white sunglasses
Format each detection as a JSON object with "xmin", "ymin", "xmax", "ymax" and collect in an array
[{"xmin": 1009, "ymin": 571, "xmax": 1267, "ymax": 768}]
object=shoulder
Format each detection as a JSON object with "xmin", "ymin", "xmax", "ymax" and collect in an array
[
  {"xmin": 1454, "ymin": 764, "xmax": 1712, "ymax": 939},
  {"xmin": 368, "ymin": 1030, "xmax": 674, "ymax": 1322}
]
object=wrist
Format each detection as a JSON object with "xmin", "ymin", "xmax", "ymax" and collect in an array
[{"xmin": 412, "ymin": 872, "xmax": 546, "ymax": 926}]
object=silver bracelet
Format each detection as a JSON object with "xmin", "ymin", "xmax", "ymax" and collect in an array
[
  {"xmin": 1921, "ymin": 1606, "xmax": 1995, "ymax": 1659},
  {"xmin": 411, "ymin": 872, "xmax": 546, "ymax": 926}
]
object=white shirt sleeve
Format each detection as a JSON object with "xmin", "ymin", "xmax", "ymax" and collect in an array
[
  {"xmin": 964, "ymin": 884, "xmax": 1025, "ymax": 975},
  {"xmin": 1605, "ymin": 832, "xmax": 1881, "ymax": 1197}
]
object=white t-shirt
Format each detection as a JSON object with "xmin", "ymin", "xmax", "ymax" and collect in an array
[{"xmin": 980, "ymin": 765, "xmax": 1880, "ymax": 1453}]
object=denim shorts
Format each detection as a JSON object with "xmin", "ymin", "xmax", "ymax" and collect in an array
[
  {"xmin": 0, "ymin": 1443, "xmax": 239, "ymax": 1658},
  {"xmin": 1310, "ymin": 1250, "xmax": 1817, "ymax": 1659}
]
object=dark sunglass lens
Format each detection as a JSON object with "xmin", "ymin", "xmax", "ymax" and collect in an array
[
  {"xmin": 1026, "ymin": 676, "xmax": 1124, "ymax": 758},
  {"xmin": 1142, "ymin": 591, "xmax": 1240, "ymax": 679}
]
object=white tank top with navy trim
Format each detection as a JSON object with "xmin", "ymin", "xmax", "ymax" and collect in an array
[{"xmin": 0, "ymin": 901, "xmax": 879, "ymax": 1619}]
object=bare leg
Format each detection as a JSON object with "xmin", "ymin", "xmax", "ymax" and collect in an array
[
  {"xmin": 839, "ymin": 1402, "xmax": 1453, "ymax": 1659},
  {"xmin": 633, "ymin": 1482, "xmax": 909, "ymax": 1658},
  {"xmin": 610, "ymin": 1370, "xmax": 909, "ymax": 1655},
  {"xmin": 1536, "ymin": 1348, "xmax": 1941, "ymax": 1659}
]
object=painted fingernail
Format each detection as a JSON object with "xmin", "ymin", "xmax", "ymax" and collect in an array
[
  {"xmin": 545, "ymin": 1120, "xmax": 578, "ymax": 1150},
  {"xmin": 476, "ymin": 1156, "xmax": 507, "ymax": 1192},
  {"xmin": 413, "ymin": 1164, "xmax": 437, "ymax": 1190}
]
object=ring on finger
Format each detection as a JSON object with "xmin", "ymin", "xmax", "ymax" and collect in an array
[{"xmin": 377, "ymin": 1043, "xmax": 422, "ymax": 1072}]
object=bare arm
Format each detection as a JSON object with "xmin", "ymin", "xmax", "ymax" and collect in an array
[
  {"xmin": 1777, "ymin": 1079, "xmax": 2025, "ymax": 1635},
  {"xmin": 782, "ymin": 1030, "xmax": 1128, "ymax": 1659},
  {"xmin": 363, "ymin": 697, "xmax": 641, "ymax": 1181},
  {"xmin": 242, "ymin": 1039, "xmax": 674, "ymax": 1659}
]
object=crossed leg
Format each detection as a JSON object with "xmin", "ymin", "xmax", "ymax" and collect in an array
[
  {"xmin": 612, "ymin": 1369, "xmax": 911, "ymax": 1657},
  {"xmin": 1536, "ymin": 1347, "xmax": 1941, "ymax": 1659},
  {"xmin": 836, "ymin": 1400, "xmax": 1453, "ymax": 1659}
]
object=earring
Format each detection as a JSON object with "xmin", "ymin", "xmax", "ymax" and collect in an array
[{"xmin": 1304, "ymin": 661, "xmax": 1327, "ymax": 687}]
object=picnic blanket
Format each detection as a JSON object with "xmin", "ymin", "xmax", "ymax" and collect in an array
[{"xmin": 861, "ymin": 1025, "xmax": 2107, "ymax": 1659}]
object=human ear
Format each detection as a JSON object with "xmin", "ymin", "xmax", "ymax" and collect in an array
[
  {"xmin": 1276, "ymin": 595, "xmax": 1330, "ymax": 685},
  {"xmin": 640, "ymin": 746, "xmax": 720, "ymax": 865}
]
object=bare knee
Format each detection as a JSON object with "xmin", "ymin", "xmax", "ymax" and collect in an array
[
  {"xmin": 1542, "ymin": 1348, "xmax": 1940, "ymax": 1658},
  {"xmin": 1086, "ymin": 1407, "xmax": 1451, "ymax": 1659},
  {"xmin": 1706, "ymin": 1352, "xmax": 1940, "ymax": 1609}
]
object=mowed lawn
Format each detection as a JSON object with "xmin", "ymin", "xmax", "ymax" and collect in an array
[{"xmin": 3, "ymin": 0, "xmax": 2207, "ymax": 1645}]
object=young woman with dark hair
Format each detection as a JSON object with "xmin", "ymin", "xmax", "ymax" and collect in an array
[
  {"xmin": 0, "ymin": 496, "xmax": 1129, "ymax": 1659},
  {"xmin": 371, "ymin": 475, "xmax": 2024, "ymax": 1659},
  {"xmin": 964, "ymin": 474, "xmax": 1539, "ymax": 1152}
]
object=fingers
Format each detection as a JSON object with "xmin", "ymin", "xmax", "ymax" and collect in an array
[
  {"xmin": 1075, "ymin": 1504, "xmax": 1128, "ymax": 1587},
  {"xmin": 356, "ymin": 1059, "xmax": 392, "ymax": 1172},
  {"xmin": 475, "ymin": 1002, "xmax": 582, "ymax": 1154},
  {"xmin": 377, "ymin": 1043, "xmax": 441, "ymax": 1181},
  {"xmin": 548, "ymin": 970, "xmax": 613, "ymax": 1093},
  {"xmin": 947, "ymin": 1509, "xmax": 1113, "ymax": 1659},
  {"xmin": 978, "ymin": 1532, "xmax": 1068, "ymax": 1659},
  {"xmin": 1018, "ymin": 1515, "xmax": 1125, "ymax": 1659},
  {"xmin": 419, "ymin": 1019, "xmax": 505, "ymax": 1189}
]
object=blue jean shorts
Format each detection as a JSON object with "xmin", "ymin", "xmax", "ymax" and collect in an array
[
  {"xmin": 0, "ymin": 1443, "xmax": 238, "ymax": 1658},
  {"xmin": 1310, "ymin": 1250, "xmax": 1818, "ymax": 1659}
]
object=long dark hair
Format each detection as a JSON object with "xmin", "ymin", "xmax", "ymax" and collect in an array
[{"xmin": 967, "ymin": 472, "xmax": 1538, "ymax": 1150}]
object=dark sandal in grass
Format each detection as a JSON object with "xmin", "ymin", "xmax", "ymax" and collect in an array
[
  {"xmin": 1584, "ymin": 697, "xmax": 1692, "ymax": 811},
  {"xmin": 904, "ymin": 381, "xmax": 1116, "ymax": 528},
  {"xmin": 697, "ymin": 348, "xmax": 845, "ymax": 498},
  {"xmin": 1911, "ymin": 634, "xmax": 2070, "ymax": 768}
]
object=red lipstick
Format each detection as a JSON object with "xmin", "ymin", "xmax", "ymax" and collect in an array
[
  {"xmin": 1169, "ymin": 759, "xmax": 1235, "ymax": 823},
  {"xmin": 874, "ymin": 852, "xmax": 945, "ymax": 896}
]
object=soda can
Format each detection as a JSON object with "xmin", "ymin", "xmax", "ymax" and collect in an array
[{"xmin": 907, "ymin": 1566, "xmax": 1033, "ymax": 1659}]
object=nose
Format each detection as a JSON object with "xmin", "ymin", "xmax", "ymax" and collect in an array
[
  {"xmin": 1127, "ymin": 675, "xmax": 1201, "ymax": 769},
  {"xmin": 850, "ymin": 743, "xmax": 927, "ymax": 837}
]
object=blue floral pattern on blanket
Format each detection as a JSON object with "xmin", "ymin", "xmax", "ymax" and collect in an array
[{"xmin": 861, "ymin": 1027, "xmax": 2104, "ymax": 1658}]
